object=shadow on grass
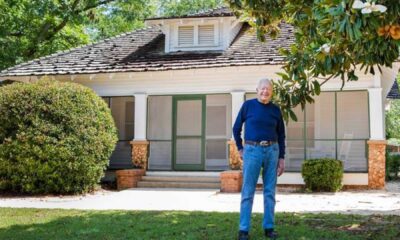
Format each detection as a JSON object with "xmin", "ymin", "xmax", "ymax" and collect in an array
[{"xmin": 0, "ymin": 209, "xmax": 399, "ymax": 240}]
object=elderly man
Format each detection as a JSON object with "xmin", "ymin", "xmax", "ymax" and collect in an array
[{"xmin": 233, "ymin": 78, "xmax": 286, "ymax": 240}]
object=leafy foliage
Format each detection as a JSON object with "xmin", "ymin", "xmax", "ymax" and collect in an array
[
  {"xmin": 386, "ymin": 153, "xmax": 400, "ymax": 180},
  {"xmin": 0, "ymin": 0, "xmax": 160, "ymax": 70},
  {"xmin": 83, "ymin": 0, "xmax": 156, "ymax": 41},
  {"xmin": 227, "ymin": 0, "xmax": 400, "ymax": 121},
  {"xmin": 386, "ymin": 77, "xmax": 400, "ymax": 139},
  {"xmin": 301, "ymin": 158, "xmax": 343, "ymax": 192},
  {"xmin": 0, "ymin": 79, "xmax": 118, "ymax": 194},
  {"xmin": 159, "ymin": 0, "xmax": 224, "ymax": 17},
  {"xmin": 386, "ymin": 101, "xmax": 400, "ymax": 139}
]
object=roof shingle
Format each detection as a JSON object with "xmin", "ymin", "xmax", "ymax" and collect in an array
[
  {"xmin": 387, "ymin": 80, "xmax": 400, "ymax": 99},
  {"xmin": 0, "ymin": 23, "xmax": 294, "ymax": 77}
]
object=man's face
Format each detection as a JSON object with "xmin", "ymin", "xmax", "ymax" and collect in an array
[{"xmin": 256, "ymin": 83, "xmax": 273, "ymax": 103}]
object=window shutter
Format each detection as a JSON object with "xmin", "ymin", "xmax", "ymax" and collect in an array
[
  {"xmin": 198, "ymin": 25, "xmax": 215, "ymax": 45},
  {"xmin": 178, "ymin": 26, "xmax": 194, "ymax": 45}
]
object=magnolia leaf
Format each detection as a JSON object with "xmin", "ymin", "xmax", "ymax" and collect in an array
[
  {"xmin": 288, "ymin": 108, "xmax": 298, "ymax": 122},
  {"xmin": 313, "ymin": 81, "xmax": 321, "ymax": 95}
]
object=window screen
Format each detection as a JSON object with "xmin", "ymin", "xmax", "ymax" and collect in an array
[
  {"xmin": 149, "ymin": 141, "xmax": 172, "ymax": 170},
  {"xmin": 314, "ymin": 92, "xmax": 335, "ymax": 139},
  {"xmin": 337, "ymin": 91, "xmax": 369, "ymax": 139},
  {"xmin": 176, "ymin": 139, "xmax": 202, "ymax": 164},
  {"xmin": 148, "ymin": 96, "xmax": 172, "ymax": 140},
  {"xmin": 110, "ymin": 97, "xmax": 134, "ymax": 141},
  {"xmin": 205, "ymin": 94, "xmax": 231, "ymax": 170},
  {"xmin": 177, "ymin": 100, "xmax": 202, "ymax": 136},
  {"xmin": 147, "ymin": 96, "xmax": 173, "ymax": 170}
]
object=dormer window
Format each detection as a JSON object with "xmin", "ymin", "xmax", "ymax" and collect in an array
[
  {"xmin": 178, "ymin": 26, "xmax": 195, "ymax": 45},
  {"xmin": 198, "ymin": 25, "xmax": 214, "ymax": 45},
  {"xmin": 144, "ymin": 7, "xmax": 239, "ymax": 53},
  {"xmin": 177, "ymin": 23, "xmax": 217, "ymax": 47}
]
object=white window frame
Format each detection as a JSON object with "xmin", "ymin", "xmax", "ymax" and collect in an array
[{"xmin": 175, "ymin": 21, "xmax": 219, "ymax": 48}]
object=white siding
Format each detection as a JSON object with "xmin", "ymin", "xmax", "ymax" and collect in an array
[
  {"xmin": 45, "ymin": 65, "xmax": 378, "ymax": 97},
  {"xmin": 229, "ymin": 21, "xmax": 243, "ymax": 45}
]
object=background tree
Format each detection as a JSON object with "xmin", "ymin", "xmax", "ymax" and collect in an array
[
  {"xmin": 386, "ymin": 75, "xmax": 400, "ymax": 140},
  {"xmin": 159, "ymin": 0, "xmax": 224, "ymax": 17},
  {"xmin": 227, "ymin": 0, "xmax": 400, "ymax": 121},
  {"xmin": 0, "ymin": 0, "xmax": 225, "ymax": 71},
  {"xmin": 0, "ymin": 0, "xmax": 156, "ymax": 71},
  {"xmin": 83, "ymin": 0, "xmax": 155, "ymax": 41}
]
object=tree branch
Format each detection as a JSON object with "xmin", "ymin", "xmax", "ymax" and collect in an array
[
  {"xmin": 8, "ymin": 31, "xmax": 24, "ymax": 37},
  {"xmin": 24, "ymin": 0, "xmax": 117, "ymax": 58},
  {"xmin": 318, "ymin": 75, "xmax": 335, "ymax": 86},
  {"xmin": 78, "ymin": 0, "xmax": 118, "ymax": 13}
]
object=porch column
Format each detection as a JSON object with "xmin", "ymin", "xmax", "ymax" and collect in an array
[
  {"xmin": 367, "ymin": 88, "xmax": 386, "ymax": 189},
  {"xmin": 130, "ymin": 93, "xmax": 149, "ymax": 169},
  {"xmin": 228, "ymin": 91, "xmax": 245, "ymax": 170}
]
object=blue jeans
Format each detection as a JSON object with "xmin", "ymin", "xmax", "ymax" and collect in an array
[{"xmin": 239, "ymin": 143, "xmax": 279, "ymax": 232}]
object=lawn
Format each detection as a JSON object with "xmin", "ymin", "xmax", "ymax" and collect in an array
[{"xmin": 0, "ymin": 208, "xmax": 399, "ymax": 239}]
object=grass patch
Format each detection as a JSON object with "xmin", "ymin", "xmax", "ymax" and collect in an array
[{"xmin": 0, "ymin": 208, "xmax": 399, "ymax": 239}]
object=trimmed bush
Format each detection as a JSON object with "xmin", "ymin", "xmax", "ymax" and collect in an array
[
  {"xmin": 0, "ymin": 79, "xmax": 118, "ymax": 194},
  {"xmin": 301, "ymin": 158, "xmax": 343, "ymax": 192}
]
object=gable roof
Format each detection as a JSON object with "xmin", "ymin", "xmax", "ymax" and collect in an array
[
  {"xmin": 146, "ymin": 6, "xmax": 234, "ymax": 20},
  {"xmin": 387, "ymin": 80, "xmax": 400, "ymax": 99},
  {"xmin": 0, "ymin": 23, "xmax": 294, "ymax": 77}
]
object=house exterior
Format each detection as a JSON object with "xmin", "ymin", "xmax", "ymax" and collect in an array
[{"xmin": 1, "ymin": 7, "xmax": 399, "ymax": 189}]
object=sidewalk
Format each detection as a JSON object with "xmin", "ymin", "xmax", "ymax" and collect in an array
[{"xmin": 1, "ymin": 182, "xmax": 399, "ymax": 215}]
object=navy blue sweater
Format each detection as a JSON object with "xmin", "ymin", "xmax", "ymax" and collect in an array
[{"xmin": 233, "ymin": 99, "xmax": 286, "ymax": 159}]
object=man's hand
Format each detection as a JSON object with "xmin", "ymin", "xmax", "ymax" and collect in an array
[{"xmin": 277, "ymin": 158, "xmax": 285, "ymax": 176}]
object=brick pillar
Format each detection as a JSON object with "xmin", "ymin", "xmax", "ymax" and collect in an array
[
  {"xmin": 130, "ymin": 140, "xmax": 149, "ymax": 169},
  {"xmin": 367, "ymin": 140, "xmax": 387, "ymax": 189},
  {"xmin": 220, "ymin": 170, "xmax": 243, "ymax": 193},
  {"xmin": 116, "ymin": 169, "xmax": 146, "ymax": 190},
  {"xmin": 228, "ymin": 139, "xmax": 242, "ymax": 170}
]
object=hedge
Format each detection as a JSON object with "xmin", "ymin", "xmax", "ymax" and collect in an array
[
  {"xmin": 0, "ymin": 79, "xmax": 118, "ymax": 194},
  {"xmin": 301, "ymin": 158, "xmax": 343, "ymax": 192}
]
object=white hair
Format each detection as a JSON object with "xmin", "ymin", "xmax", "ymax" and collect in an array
[{"xmin": 257, "ymin": 78, "xmax": 273, "ymax": 89}]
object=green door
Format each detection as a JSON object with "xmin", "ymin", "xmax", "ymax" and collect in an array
[{"xmin": 172, "ymin": 95, "xmax": 205, "ymax": 170}]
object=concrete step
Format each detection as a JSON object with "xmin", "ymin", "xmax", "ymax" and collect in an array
[
  {"xmin": 145, "ymin": 171, "xmax": 220, "ymax": 177},
  {"xmin": 141, "ymin": 175, "xmax": 220, "ymax": 183},
  {"xmin": 137, "ymin": 181, "xmax": 220, "ymax": 189},
  {"xmin": 136, "ymin": 171, "xmax": 222, "ymax": 189}
]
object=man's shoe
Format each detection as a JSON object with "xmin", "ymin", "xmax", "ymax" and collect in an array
[
  {"xmin": 264, "ymin": 229, "xmax": 278, "ymax": 239},
  {"xmin": 238, "ymin": 230, "xmax": 249, "ymax": 240}
]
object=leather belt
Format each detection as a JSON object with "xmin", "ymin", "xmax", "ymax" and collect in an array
[{"xmin": 245, "ymin": 140, "xmax": 277, "ymax": 147}]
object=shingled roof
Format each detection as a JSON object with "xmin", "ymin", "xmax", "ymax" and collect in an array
[
  {"xmin": 0, "ymin": 22, "xmax": 294, "ymax": 77},
  {"xmin": 387, "ymin": 80, "xmax": 400, "ymax": 99}
]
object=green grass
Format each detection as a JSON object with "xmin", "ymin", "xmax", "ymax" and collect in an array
[{"xmin": 0, "ymin": 208, "xmax": 399, "ymax": 239}]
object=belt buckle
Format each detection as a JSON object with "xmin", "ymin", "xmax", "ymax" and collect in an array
[{"xmin": 259, "ymin": 141, "xmax": 269, "ymax": 146}]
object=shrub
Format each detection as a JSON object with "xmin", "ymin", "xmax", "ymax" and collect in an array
[
  {"xmin": 386, "ymin": 153, "xmax": 400, "ymax": 181},
  {"xmin": 0, "ymin": 79, "xmax": 118, "ymax": 194},
  {"xmin": 301, "ymin": 158, "xmax": 343, "ymax": 192}
]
